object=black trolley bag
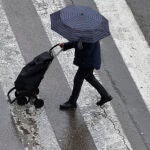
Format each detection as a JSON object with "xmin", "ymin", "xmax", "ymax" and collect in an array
[{"xmin": 7, "ymin": 44, "xmax": 62, "ymax": 108}]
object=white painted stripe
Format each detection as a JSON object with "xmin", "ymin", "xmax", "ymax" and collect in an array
[
  {"xmin": 32, "ymin": 0, "xmax": 133, "ymax": 149},
  {"xmin": 94, "ymin": 0, "xmax": 150, "ymax": 111},
  {"xmin": 0, "ymin": 1, "xmax": 60, "ymax": 149}
]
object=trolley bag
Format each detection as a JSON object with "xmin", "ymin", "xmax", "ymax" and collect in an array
[{"xmin": 7, "ymin": 44, "xmax": 62, "ymax": 108}]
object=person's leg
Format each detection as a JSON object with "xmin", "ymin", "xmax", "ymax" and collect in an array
[
  {"xmin": 85, "ymin": 70, "xmax": 112, "ymax": 106},
  {"xmin": 60, "ymin": 67, "xmax": 89, "ymax": 109},
  {"xmin": 68, "ymin": 68, "xmax": 86, "ymax": 103}
]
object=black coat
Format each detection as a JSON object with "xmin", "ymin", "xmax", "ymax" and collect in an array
[{"xmin": 63, "ymin": 41, "xmax": 101, "ymax": 70}]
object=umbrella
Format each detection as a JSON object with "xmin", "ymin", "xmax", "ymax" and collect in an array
[{"xmin": 50, "ymin": 5, "xmax": 110, "ymax": 43}]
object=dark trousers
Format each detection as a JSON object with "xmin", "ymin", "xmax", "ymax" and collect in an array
[{"xmin": 69, "ymin": 67, "xmax": 109, "ymax": 103}]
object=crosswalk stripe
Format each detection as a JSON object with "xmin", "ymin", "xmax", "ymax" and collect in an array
[
  {"xmin": 94, "ymin": 0, "xmax": 150, "ymax": 111},
  {"xmin": 32, "ymin": 0, "xmax": 133, "ymax": 149},
  {"xmin": 0, "ymin": 1, "xmax": 61, "ymax": 149}
]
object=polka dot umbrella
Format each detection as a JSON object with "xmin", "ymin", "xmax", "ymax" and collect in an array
[{"xmin": 50, "ymin": 5, "xmax": 110, "ymax": 43}]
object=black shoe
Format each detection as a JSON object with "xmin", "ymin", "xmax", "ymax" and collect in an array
[
  {"xmin": 60, "ymin": 101, "xmax": 77, "ymax": 110},
  {"xmin": 96, "ymin": 95, "xmax": 112, "ymax": 106}
]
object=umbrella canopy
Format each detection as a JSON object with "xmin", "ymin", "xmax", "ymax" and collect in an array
[{"xmin": 50, "ymin": 5, "xmax": 110, "ymax": 43}]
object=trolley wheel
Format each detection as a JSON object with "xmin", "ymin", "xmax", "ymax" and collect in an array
[
  {"xmin": 16, "ymin": 96, "xmax": 28, "ymax": 106},
  {"xmin": 34, "ymin": 99, "xmax": 44, "ymax": 109}
]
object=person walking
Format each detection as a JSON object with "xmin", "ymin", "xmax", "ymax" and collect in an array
[
  {"xmin": 59, "ymin": 41, "xmax": 112, "ymax": 110},
  {"xmin": 50, "ymin": 5, "xmax": 112, "ymax": 109}
]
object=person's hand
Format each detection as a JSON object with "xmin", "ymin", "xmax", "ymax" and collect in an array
[{"xmin": 59, "ymin": 43, "xmax": 64, "ymax": 48}]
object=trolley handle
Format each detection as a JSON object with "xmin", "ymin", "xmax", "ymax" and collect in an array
[
  {"xmin": 49, "ymin": 44, "xmax": 63, "ymax": 57},
  {"xmin": 49, "ymin": 44, "xmax": 59, "ymax": 52}
]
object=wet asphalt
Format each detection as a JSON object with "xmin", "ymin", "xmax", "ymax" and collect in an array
[
  {"xmin": 125, "ymin": 0, "xmax": 150, "ymax": 46},
  {"xmin": 1, "ymin": 0, "xmax": 150, "ymax": 149},
  {"xmin": 0, "ymin": 88, "xmax": 24, "ymax": 149}
]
